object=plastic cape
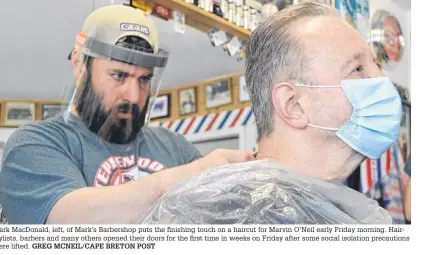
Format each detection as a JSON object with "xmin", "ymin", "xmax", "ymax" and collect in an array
[{"xmin": 138, "ymin": 160, "xmax": 392, "ymax": 224}]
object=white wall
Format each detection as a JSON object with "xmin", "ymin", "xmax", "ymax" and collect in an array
[
  {"xmin": 370, "ymin": 0, "xmax": 411, "ymax": 95},
  {"xmin": 0, "ymin": 0, "xmax": 93, "ymax": 100},
  {"xmin": 0, "ymin": 0, "xmax": 244, "ymax": 100}
]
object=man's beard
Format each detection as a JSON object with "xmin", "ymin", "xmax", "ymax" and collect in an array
[{"xmin": 74, "ymin": 71, "xmax": 149, "ymax": 144}]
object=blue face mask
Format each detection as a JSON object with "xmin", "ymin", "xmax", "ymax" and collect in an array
[{"xmin": 297, "ymin": 77, "xmax": 402, "ymax": 159}]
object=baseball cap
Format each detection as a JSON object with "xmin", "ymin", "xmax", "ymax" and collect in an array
[
  {"xmin": 63, "ymin": 4, "xmax": 170, "ymax": 144},
  {"xmin": 67, "ymin": 4, "xmax": 165, "ymax": 68}
]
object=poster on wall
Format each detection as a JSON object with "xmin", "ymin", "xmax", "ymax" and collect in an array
[
  {"xmin": 150, "ymin": 94, "xmax": 171, "ymax": 120},
  {"xmin": 383, "ymin": 15, "xmax": 404, "ymax": 62},
  {"xmin": 0, "ymin": 127, "xmax": 14, "ymax": 225},
  {"xmin": 5, "ymin": 102, "xmax": 35, "ymax": 126},
  {"xmin": 335, "ymin": 0, "xmax": 357, "ymax": 28},
  {"xmin": 42, "ymin": 104, "xmax": 66, "ymax": 120},
  {"xmin": 174, "ymin": 11, "xmax": 186, "ymax": 34},
  {"xmin": 205, "ymin": 79, "xmax": 232, "ymax": 108},
  {"xmin": 0, "ymin": 127, "xmax": 17, "ymax": 162},
  {"xmin": 179, "ymin": 88, "xmax": 197, "ymax": 116},
  {"xmin": 370, "ymin": 10, "xmax": 405, "ymax": 70},
  {"xmin": 239, "ymin": 75, "xmax": 250, "ymax": 102},
  {"xmin": 355, "ymin": 0, "xmax": 370, "ymax": 38},
  {"xmin": 393, "ymin": 82, "xmax": 411, "ymax": 161}
]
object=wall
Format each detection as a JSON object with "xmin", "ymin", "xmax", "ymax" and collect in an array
[
  {"xmin": 370, "ymin": 0, "xmax": 411, "ymax": 96},
  {"xmin": 0, "ymin": 0, "xmax": 244, "ymax": 100},
  {"xmin": 152, "ymin": 73, "xmax": 251, "ymax": 123},
  {"xmin": 0, "ymin": 0, "xmax": 92, "ymax": 100}
]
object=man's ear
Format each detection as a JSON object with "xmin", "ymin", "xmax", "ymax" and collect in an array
[
  {"xmin": 70, "ymin": 49, "xmax": 86, "ymax": 80},
  {"xmin": 272, "ymin": 82, "xmax": 308, "ymax": 129}
]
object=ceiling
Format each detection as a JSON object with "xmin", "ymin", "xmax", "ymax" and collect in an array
[{"xmin": 0, "ymin": 0, "xmax": 244, "ymax": 100}]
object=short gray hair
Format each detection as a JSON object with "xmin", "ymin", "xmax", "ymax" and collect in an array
[{"xmin": 245, "ymin": 2, "xmax": 338, "ymax": 141}]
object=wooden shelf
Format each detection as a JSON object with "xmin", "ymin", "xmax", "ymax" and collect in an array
[{"xmin": 152, "ymin": 0, "xmax": 251, "ymax": 41}]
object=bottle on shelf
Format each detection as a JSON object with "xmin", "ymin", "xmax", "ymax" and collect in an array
[
  {"xmin": 235, "ymin": 0, "xmax": 244, "ymax": 27},
  {"xmin": 221, "ymin": 0, "xmax": 229, "ymax": 19},
  {"xmin": 204, "ymin": 0, "xmax": 213, "ymax": 12},
  {"xmin": 243, "ymin": 5, "xmax": 250, "ymax": 30},
  {"xmin": 228, "ymin": 0, "xmax": 236, "ymax": 24},
  {"xmin": 250, "ymin": 9, "xmax": 259, "ymax": 31}
]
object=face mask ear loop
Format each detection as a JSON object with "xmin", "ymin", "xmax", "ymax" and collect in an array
[
  {"xmin": 295, "ymin": 83, "xmax": 342, "ymax": 131},
  {"xmin": 296, "ymin": 84, "xmax": 342, "ymax": 88},
  {"xmin": 308, "ymin": 124, "xmax": 340, "ymax": 131}
]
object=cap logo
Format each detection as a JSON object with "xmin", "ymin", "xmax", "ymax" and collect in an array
[
  {"xmin": 75, "ymin": 32, "xmax": 88, "ymax": 46},
  {"xmin": 120, "ymin": 23, "xmax": 150, "ymax": 35}
]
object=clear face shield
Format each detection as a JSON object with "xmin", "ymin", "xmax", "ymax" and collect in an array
[{"xmin": 63, "ymin": 36, "xmax": 169, "ymax": 145}]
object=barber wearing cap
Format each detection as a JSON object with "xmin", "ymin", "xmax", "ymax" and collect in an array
[{"xmin": 0, "ymin": 5, "xmax": 253, "ymax": 224}]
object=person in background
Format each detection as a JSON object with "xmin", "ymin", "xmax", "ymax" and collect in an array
[
  {"xmin": 403, "ymin": 154, "xmax": 411, "ymax": 222},
  {"xmin": 0, "ymin": 5, "xmax": 252, "ymax": 224}
]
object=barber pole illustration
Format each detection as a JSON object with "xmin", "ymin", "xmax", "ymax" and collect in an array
[
  {"xmin": 360, "ymin": 142, "xmax": 406, "ymax": 224},
  {"xmin": 360, "ymin": 158, "xmax": 378, "ymax": 195},
  {"xmin": 379, "ymin": 148, "xmax": 392, "ymax": 180},
  {"xmin": 153, "ymin": 107, "xmax": 254, "ymax": 135},
  {"xmin": 384, "ymin": 144, "xmax": 406, "ymax": 224}
]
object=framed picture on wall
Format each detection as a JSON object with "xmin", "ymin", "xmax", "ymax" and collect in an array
[
  {"xmin": 42, "ymin": 104, "xmax": 66, "ymax": 120},
  {"xmin": 179, "ymin": 87, "xmax": 197, "ymax": 116},
  {"xmin": 239, "ymin": 75, "xmax": 250, "ymax": 102},
  {"xmin": 0, "ymin": 126, "xmax": 16, "ymax": 224},
  {"xmin": 205, "ymin": 79, "xmax": 232, "ymax": 108},
  {"xmin": 5, "ymin": 102, "xmax": 35, "ymax": 126},
  {"xmin": 150, "ymin": 94, "xmax": 171, "ymax": 120},
  {"xmin": 399, "ymin": 103, "xmax": 411, "ymax": 161},
  {"xmin": 0, "ymin": 127, "xmax": 16, "ymax": 161}
]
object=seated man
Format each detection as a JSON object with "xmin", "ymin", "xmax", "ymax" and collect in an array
[{"xmin": 138, "ymin": 2, "xmax": 402, "ymax": 224}]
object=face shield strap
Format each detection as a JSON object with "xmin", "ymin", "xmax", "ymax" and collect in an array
[
  {"xmin": 82, "ymin": 38, "xmax": 169, "ymax": 68},
  {"xmin": 64, "ymin": 88, "xmax": 78, "ymax": 122}
]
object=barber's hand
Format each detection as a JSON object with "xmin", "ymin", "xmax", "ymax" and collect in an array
[
  {"xmin": 199, "ymin": 149, "xmax": 255, "ymax": 170},
  {"xmin": 159, "ymin": 149, "xmax": 255, "ymax": 195}
]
